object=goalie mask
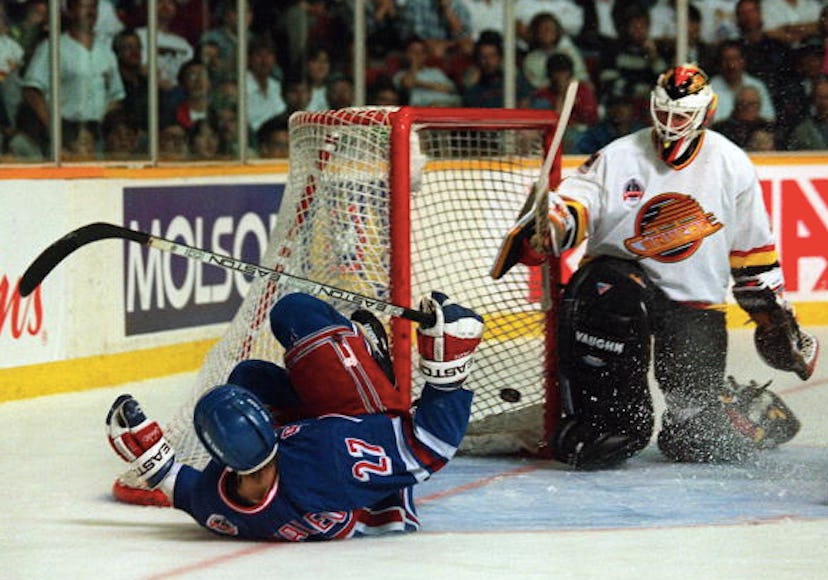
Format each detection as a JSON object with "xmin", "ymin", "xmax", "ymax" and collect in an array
[
  {"xmin": 194, "ymin": 384, "xmax": 278, "ymax": 474},
  {"xmin": 650, "ymin": 64, "xmax": 717, "ymax": 165}
]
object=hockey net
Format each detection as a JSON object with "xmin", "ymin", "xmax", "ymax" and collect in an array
[{"xmin": 114, "ymin": 107, "xmax": 562, "ymax": 505}]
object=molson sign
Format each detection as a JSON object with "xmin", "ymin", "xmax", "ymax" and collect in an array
[
  {"xmin": 0, "ymin": 276, "xmax": 42, "ymax": 339},
  {"xmin": 123, "ymin": 183, "xmax": 284, "ymax": 335}
]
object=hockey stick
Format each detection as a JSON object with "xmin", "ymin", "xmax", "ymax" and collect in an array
[
  {"xmin": 18, "ymin": 222, "xmax": 435, "ymax": 325},
  {"xmin": 536, "ymin": 80, "xmax": 579, "ymax": 310},
  {"xmin": 533, "ymin": 79, "xmax": 579, "ymax": 257}
]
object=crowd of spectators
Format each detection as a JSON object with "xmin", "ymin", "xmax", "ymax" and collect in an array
[{"xmin": 0, "ymin": 0, "xmax": 827, "ymax": 162}]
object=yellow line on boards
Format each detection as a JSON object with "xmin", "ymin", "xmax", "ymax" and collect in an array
[
  {"xmin": 1, "ymin": 303, "xmax": 824, "ymax": 404},
  {"xmin": 0, "ymin": 338, "xmax": 217, "ymax": 403}
]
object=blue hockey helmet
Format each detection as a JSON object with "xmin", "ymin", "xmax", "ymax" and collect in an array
[{"xmin": 194, "ymin": 384, "xmax": 278, "ymax": 474}]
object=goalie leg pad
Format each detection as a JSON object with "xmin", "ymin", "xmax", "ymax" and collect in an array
[{"xmin": 552, "ymin": 258, "xmax": 658, "ymax": 467}]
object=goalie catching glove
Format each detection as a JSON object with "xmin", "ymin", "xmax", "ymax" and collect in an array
[
  {"xmin": 106, "ymin": 395, "xmax": 176, "ymax": 489},
  {"xmin": 754, "ymin": 308, "xmax": 819, "ymax": 381},
  {"xmin": 733, "ymin": 269, "xmax": 819, "ymax": 380},
  {"xmin": 417, "ymin": 292, "xmax": 484, "ymax": 388}
]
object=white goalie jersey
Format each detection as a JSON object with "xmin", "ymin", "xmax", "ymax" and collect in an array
[{"xmin": 558, "ymin": 128, "xmax": 780, "ymax": 306}]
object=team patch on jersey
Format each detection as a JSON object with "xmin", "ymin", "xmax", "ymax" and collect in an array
[
  {"xmin": 206, "ymin": 513, "xmax": 239, "ymax": 536},
  {"xmin": 624, "ymin": 193, "xmax": 723, "ymax": 262},
  {"xmin": 621, "ymin": 178, "xmax": 645, "ymax": 206}
]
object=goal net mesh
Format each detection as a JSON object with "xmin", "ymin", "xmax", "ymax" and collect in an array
[{"xmin": 116, "ymin": 107, "xmax": 560, "ymax": 501}]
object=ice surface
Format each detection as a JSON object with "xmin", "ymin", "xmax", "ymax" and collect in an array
[{"xmin": 2, "ymin": 327, "xmax": 827, "ymax": 579}]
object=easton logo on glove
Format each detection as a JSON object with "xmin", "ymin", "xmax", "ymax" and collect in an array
[
  {"xmin": 417, "ymin": 292, "xmax": 483, "ymax": 388},
  {"xmin": 106, "ymin": 394, "xmax": 176, "ymax": 489}
]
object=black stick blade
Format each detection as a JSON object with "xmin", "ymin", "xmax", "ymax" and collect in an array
[{"xmin": 19, "ymin": 222, "xmax": 148, "ymax": 297}]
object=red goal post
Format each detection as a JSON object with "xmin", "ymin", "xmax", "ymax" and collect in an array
[{"xmin": 113, "ymin": 106, "xmax": 563, "ymax": 505}]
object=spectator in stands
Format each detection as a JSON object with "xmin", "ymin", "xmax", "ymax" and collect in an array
[
  {"xmin": 760, "ymin": 0, "xmax": 822, "ymax": 47},
  {"xmin": 514, "ymin": 0, "xmax": 584, "ymax": 44},
  {"xmin": 113, "ymin": 29, "xmax": 148, "ymax": 145},
  {"xmin": 274, "ymin": 0, "xmax": 350, "ymax": 80},
  {"xmin": 735, "ymin": 0, "xmax": 794, "ymax": 124},
  {"xmin": 461, "ymin": 0, "xmax": 503, "ymax": 41},
  {"xmin": 461, "ymin": 31, "xmax": 531, "ymax": 108},
  {"xmin": 0, "ymin": 4, "xmax": 24, "ymax": 141},
  {"xmin": 745, "ymin": 124, "xmax": 776, "ymax": 151},
  {"xmin": 256, "ymin": 113, "xmax": 290, "ymax": 159},
  {"xmin": 136, "ymin": 0, "xmax": 193, "ymax": 94},
  {"xmin": 364, "ymin": 0, "xmax": 407, "ymax": 63},
  {"xmin": 305, "ymin": 46, "xmax": 331, "ymax": 111},
  {"xmin": 787, "ymin": 76, "xmax": 828, "ymax": 150},
  {"xmin": 6, "ymin": 105, "xmax": 46, "ymax": 160},
  {"xmin": 62, "ymin": 121, "xmax": 98, "ymax": 161},
  {"xmin": 102, "ymin": 109, "xmax": 140, "ymax": 160},
  {"xmin": 95, "ymin": 0, "xmax": 124, "ymax": 50},
  {"xmin": 522, "ymin": 12, "xmax": 590, "ymax": 90},
  {"xmin": 197, "ymin": 40, "xmax": 225, "ymax": 88},
  {"xmin": 174, "ymin": 59, "xmax": 212, "ymax": 131},
  {"xmin": 529, "ymin": 53, "xmax": 598, "ymax": 152},
  {"xmin": 188, "ymin": 117, "xmax": 222, "ymax": 159},
  {"xmin": 695, "ymin": 0, "xmax": 740, "ymax": 44},
  {"xmin": 711, "ymin": 85, "xmax": 777, "ymax": 149},
  {"xmin": 709, "ymin": 40, "xmax": 776, "ymax": 122},
  {"xmin": 8, "ymin": 0, "xmax": 47, "ymax": 64},
  {"xmin": 575, "ymin": 94, "xmax": 647, "ymax": 154},
  {"xmin": 22, "ymin": 0, "xmax": 125, "ymax": 153},
  {"xmin": 597, "ymin": 4, "xmax": 666, "ymax": 122},
  {"xmin": 199, "ymin": 0, "xmax": 251, "ymax": 85},
  {"xmin": 368, "ymin": 75, "xmax": 403, "ymax": 105},
  {"xmin": 283, "ymin": 78, "xmax": 311, "ymax": 114},
  {"xmin": 326, "ymin": 74, "xmax": 356, "ymax": 110},
  {"xmin": 169, "ymin": 0, "xmax": 210, "ymax": 47},
  {"xmin": 654, "ymin": 3, "xmax": 715, "ymax": 73},
  {"xmin": 399, "ymin": 0, "xmax": 474, "ymax": 61},
  {"xmin": 158, "ymin": 121, "xmax": 189, "ymax": 160},
  {"xmin": 395, "ymin": 36, "xmax": 462, "ymax": 107},
  {"xmin": 246, "ymin": 35, "xmax": 287, "ymax": 135}
]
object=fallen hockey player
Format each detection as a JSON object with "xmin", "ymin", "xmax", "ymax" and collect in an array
[{"xmin": 106, "ymin": 291, "xmax": 483, "ymax": 540}]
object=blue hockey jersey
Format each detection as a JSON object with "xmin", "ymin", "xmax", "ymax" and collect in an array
[{"xmin": 171, "ymin": 384, "xmax": 472, "ymax": 541}]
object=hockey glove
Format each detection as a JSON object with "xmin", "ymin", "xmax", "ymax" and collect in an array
[
  {"xmin": 719, "ymin": 376, "xmax": 801, "ymax": 449},
  {"xmin": 106, "ymin": 395, "xmax": 175, "ymax": 489},
  {"xmin": 490, "ymin": 190, "xmax": 576, "ymax": 279},
  {"xmin": 417, "ymin": 292, "xmax": 484, "ymax": 388},
  {"xmin": 733, "ymin": 268, "xmax": 819, "ymax": 380},
  {"xmin": 754, "ymin": 308, "xmax": 819, "ymax": 381}
]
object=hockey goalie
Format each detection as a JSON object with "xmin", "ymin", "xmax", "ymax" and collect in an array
[{"xmin": 493, "ymin": 63, "xmax": 818, "ymax": 469}]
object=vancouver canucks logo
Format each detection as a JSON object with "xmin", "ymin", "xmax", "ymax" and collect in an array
[{"xmin": 624, "ymin": 193, "xmax": 722, "ymax": 262}]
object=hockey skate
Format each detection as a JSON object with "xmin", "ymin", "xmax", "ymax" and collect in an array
[{"xmin": 719, "ymin": 375, "xmax": 801, "ymax": 449}]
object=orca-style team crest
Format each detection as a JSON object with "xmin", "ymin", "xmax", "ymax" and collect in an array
[
  {"xmin": 206, "ymin": 513, "xmax": 239, "ymax": 536},
  {"xmin": 624, "ymin": 193, "xmax": 722, "ymax": 262},
  {"xmin": 622, "ymin": 178, "xmax": 645, "ymax": 206}
]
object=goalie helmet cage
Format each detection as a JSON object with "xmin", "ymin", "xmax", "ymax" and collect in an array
[{"xmin": 113, "ymin": 106, "xmax": 563, "ymax": 505}]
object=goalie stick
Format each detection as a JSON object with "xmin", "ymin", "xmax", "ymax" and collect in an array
[
  {"xmin": 18, "ymin": 222, "xmax": 435, "ymax": 325},
  {"xmin": 490, "ymin": 79, "xmax": 579, "ymax": 289}
]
